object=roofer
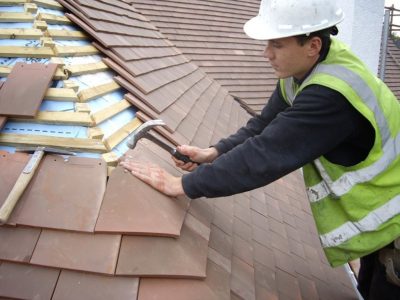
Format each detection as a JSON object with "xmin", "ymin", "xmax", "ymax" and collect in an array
[{"xmin": 120, "ymin": 0, "xmax": 400, "ymax": 298}]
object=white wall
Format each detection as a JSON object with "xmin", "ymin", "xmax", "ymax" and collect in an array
[{"xmin": 336, "ymin": 0, "xmax": 385, "ymax": 74}]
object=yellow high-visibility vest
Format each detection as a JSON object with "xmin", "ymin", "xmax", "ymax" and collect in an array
[{"xmin": 280, "ymin": 38, "xmax": 400, "ymax": 266}]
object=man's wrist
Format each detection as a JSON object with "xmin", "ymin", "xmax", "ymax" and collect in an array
[
  {"xmin": 206, "ymin": 147, "xmax": 219, "ymax": 162},
  {"xmin": 172, "ymin": 176, "xmax": 185, "ymax": 196}
]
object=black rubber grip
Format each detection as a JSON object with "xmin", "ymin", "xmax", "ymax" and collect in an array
[{"xmin": 172, "ymin": 149, "xmax": 197, "ymax": 164}]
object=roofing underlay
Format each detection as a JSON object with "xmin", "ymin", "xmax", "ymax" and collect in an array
[{"xmin": 0, "ymin": 0, "xmax": 384, "ymax": 299}]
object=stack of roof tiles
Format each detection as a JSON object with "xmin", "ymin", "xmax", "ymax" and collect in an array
[{"xmin": 0, "ymin": 0, "xmax": 362, "ymax": 299}]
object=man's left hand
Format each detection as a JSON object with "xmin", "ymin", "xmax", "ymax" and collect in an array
[{"xmin": 120, "ymin": 160, "xmax": 185, "ymax": 197}]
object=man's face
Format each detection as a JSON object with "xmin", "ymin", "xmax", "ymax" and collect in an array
[{"xmin": 263, "ymin": 36, "xmax": 318, "ymax": 80}]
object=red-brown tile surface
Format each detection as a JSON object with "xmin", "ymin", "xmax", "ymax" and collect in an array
[
  {"xmin": 0, "ymin": 116, "xmax": 5, "ymax": 130},
  {"xmin": 230, "ymin": 256, "xmax": 256, "ymax": 300},
  {"xmin": 128, "ymin": 0, "xmax": 274, "ymax": 114},
  {"xmin": 30, "ymin": 229, "xmax": 121, "ymax": 274},
  {"xmin": 8, "ymin": 155, "xmax": 107, "ymax": 232},
  {"xmin": 116, "ymin": 216, "xmax": 208, "ymax": 278},
  {"xmin": 0, "ymin": 63, "xmax": 57, "ymax": 117},
  {"xmin": 381, "ymin": 38, "xmax": 400, "ymax": 100},
  {"xmin": 0, "ymin": 262, "xmax": 59, "ymax": 300},
  {"xmin": 53, "ymin": 270, "xmax": 139, "ymax": 300},
  {"xmin": 96, "ymin": 143, "xmax": 189, "ymax": 237},
  {"xmin": 0, "ymin": 151, "xmax": 30, "ymax": 208},
  {"xmin": 0, "ymin": 226, "xmax": 40, "ymax": 262},
  {"xmin": 138, "ymin": 260, "xmax": 230, "ymax": 300}
]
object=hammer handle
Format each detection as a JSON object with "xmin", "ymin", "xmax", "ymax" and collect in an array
[
  {"xmin": 171, "ymin": 148, "xmax": 195, "ymax": 164},
  {"xmin": 146, "ymin": 133, "xmax": 199, "ymax": 165},
  {"xmin": 0, "ymin": 150, "xmax": 44, "ymax": 225}
]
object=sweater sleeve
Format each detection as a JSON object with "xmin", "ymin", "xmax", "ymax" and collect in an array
[{"xmin": 182, "ymin": 84, "xmax": 361, "ymax": 199}]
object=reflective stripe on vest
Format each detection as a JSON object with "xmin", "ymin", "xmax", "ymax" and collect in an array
[
  {"xmin": 282, "ymin": 64, "xmax": 396, "ymax": 203},
  {"xmin": 320, "ymin": 195, "xmax": 400, "ymax": 248}
]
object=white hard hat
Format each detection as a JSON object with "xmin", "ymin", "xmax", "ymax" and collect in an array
[{"xmin": 244, "ymin": 0, "xmax": 344, "ymax": 40}]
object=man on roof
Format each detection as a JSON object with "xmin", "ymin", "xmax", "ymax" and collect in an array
[{"xmin": 121, "ymin": 0, "xmax": 400, "ymax": 298}]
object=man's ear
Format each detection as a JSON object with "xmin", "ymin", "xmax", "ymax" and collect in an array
[{"xmin": 308, "ymin": 36, "xmax": 322, "ymax": 56}]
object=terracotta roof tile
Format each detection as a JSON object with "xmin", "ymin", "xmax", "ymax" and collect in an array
[
  {"xmin": 0, "ymin": 226, "xmax": 40, "ymax": 262},
  {"xmin": 8, "ymin": 155, "xmax": 107, "ymax": 232},
  {"xmin": 230, "ymin": 255, "xmax": 256, "ymax": 300},
  {"xmin": 0, "ymin": 63, "xmax": 57, "ymax": 118},
  {"xmin": 209, "ymin": 224, "xmax": 233, "ymax": 260},
  {"xmin": 0, "ymin": 262, "xmax": 59, "ymax": 300},
  {"xmin": 212, "ymin": 207, "xmax": 233, "ymax": 237},
  {"xmin": 233, "ymin": 234, "xmax": 254, "ymax": 267},
  {"xmin": 116, "ymin": 217, "xmax": 208, "ymax": 278},
  {"xmin": 253, "ymin": 241, "xmax": 276, "ymax": 271},
  {"xmin": 275, "ymin": 268, "xmax": 302, "ymax": 299},
  {"xmin": 53, "ymin": 270, "xmax": 139, "ymax": 300},
  {"xmin": 253, "ymin": 262, "xmax": 278, "ymax": 299},
  {"xmin": 95, "ymin": 161, "xmax": 189, "ymax": 237},
  {"xmin": 138, "ymin": 260, "xmax": 230, "ymax": 300},
  {"xmin": 30, "ymin": 229, "xmax": 121, "ymax": 274}
]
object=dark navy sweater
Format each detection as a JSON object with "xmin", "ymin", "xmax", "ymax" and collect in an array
[{"xmin": 182, "ymin": 73, "xmax": 375, "ymax": 199}]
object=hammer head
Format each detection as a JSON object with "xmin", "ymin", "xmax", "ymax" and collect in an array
[{"xmin": 127, "ymin": 119, "xmax": 166, "ymax": 149}]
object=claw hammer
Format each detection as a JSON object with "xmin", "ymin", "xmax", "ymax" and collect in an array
[
  {"xmin": 127, "ymin": 119, "xmax": 197, "ymax": 164},
  {"xmin": 0, "ymin": 146, "xmax": 75, "ymax": 225}
]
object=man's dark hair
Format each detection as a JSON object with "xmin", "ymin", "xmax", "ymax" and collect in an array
[{"xmin": 295, "ymin": 26, "xmax": 339, "ymax": 53}]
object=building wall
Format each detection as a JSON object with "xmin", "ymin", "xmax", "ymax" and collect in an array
[{"xmin": 336, "ymin": 0, "xmax": 385, "ymax": 74}]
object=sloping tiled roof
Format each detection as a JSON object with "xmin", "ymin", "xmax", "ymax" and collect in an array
[
  {"xmin": 127, "ymin": 0, "xmax": 276, "ymax": 115},
  {"xmin": 0, "ymin": 1, "xmax": 359, "ymax": 299},
  {"xmin": 382, "ymin": 37, "xmax": 400, "ymax": 100}
]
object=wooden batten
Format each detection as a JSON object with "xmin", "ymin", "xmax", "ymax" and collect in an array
[
  {"xmin": 32, "ymin": 0, "xmax": 63, "ymax": 10},
  {"xmin": 54, "ymin": 67, "xmax": 68, "ymax": 80},
  {"xmin": 46, "ymin": 29, "xmax": 87, "ymax": 40},
  {"xmin": 54, "ymin": 45, "xmax": 99, "ymax": 57},
  {"xmin": 103, "ymin": 118, "xmax": 142, "ymax": 151},
  {"xmin": 0, "ymin": 46, "xmax": 54, "ymax": 58},
  {"xmin": 40, "ymin": 37, "xmax": 55, "ymax": 48},
  {"xmin": 64, "ymin": 61, "xmax": 108, "ymax": 76},
  {"xmin": 63, "ymin": 80, "xmax": 79, "ymax": 92},
  {"xmin": 0, "ymin": 28, "xmax": 43, "ymax": 39},
  {"xmin": 45, "ymin": 88, "xmax": 78, "ymax": 102},
  {"xmin": 37, "ymin": 13, "xmax": 71, "ymax": 25},
  {"xmin": 90, "ymin": 99, "xmax": 131, "ymax": 125},
  {"xmin": 75, "ymin": 103, "xmax": 90, "ymax": 113},
  {"xmin": 33, "ymin": 20, "xmax": 47, "ymax": 30},
  {"xmin": 78, "ymin": 81, "xmax": 120, "ymax": 102},
  {"xmin": 102, "ymin": 152, "xmax": 119, "ymax": 167},
  {"xmin": 88, "ymin": 127, "xmax": 104, "ymax": 140},
  {"xmin": 24, "ymin": 3, "xmax": 38, "ymax": 14},
  {"xmin": 10, "ymin": 111, "xmax": 94, "ymax": 126},
  {"xmin": 49, "ymin": 57, "xmax": 65, "ymax": 66},
  {"xmin": 0, "ymin": 0, "xmax": 27, "ymax": 5},
  {"xmin": 0, "ymin": 12, "xmax": 34, "ymax": 22},
  {"xmin": 0, "ymin": 133, "xmax": 107, "ymax": 153}
]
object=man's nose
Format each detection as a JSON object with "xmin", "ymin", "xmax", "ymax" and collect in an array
[{"xmin": 263, "ymin": 45, "xmax": 273, "ymax": 60}]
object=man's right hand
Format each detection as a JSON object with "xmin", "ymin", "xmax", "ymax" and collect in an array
[{"xmin": 173, "ymin": 145, "xmax": 218, "ymax": 171}]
